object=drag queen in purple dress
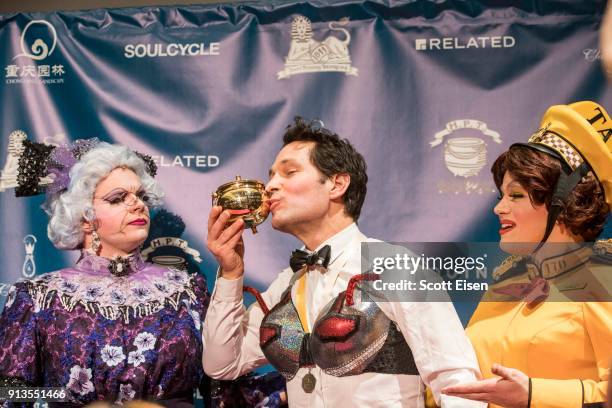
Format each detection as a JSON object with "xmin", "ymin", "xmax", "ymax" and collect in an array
[{"xmin": 0, "ymin": 140, "xmax": 209, "ymax": 406}]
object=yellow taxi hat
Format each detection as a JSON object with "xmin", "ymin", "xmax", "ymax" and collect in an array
[{"xmin": 527, "ymin": 101, "xmax": 612, "ymax": 207}]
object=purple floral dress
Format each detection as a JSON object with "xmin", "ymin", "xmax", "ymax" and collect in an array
[{"xmin": 0, "ymin": 252, "xmax": 209, "ymax": 407}]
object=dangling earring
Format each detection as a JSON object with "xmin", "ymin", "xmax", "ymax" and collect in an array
[{"xmin": 92, "ymin": 230, "xmax": 101, "ymax": 255}]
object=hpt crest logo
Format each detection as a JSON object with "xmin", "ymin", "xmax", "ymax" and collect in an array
[
  {"xmin": 141, "ymin": 209, "xmax": 203, "ymax": 273},
  {"xmin": 141, "ymin": 237, "xmax": 203, "ymax": 269},
  {"xmin": 431, "ymin": 120, "xmax": 502, "ymax": 194},
  {"xmin": 277, "ymin": 15, "xmax": 358, "ymax": 79}
]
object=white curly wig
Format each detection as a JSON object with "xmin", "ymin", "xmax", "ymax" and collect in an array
[{"xmin": 44, "ymin": 142, "xmax": 164, "ymax": 250}]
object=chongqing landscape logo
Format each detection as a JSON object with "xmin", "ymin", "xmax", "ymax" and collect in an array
[
  {"xmin": 5, "ymin": 20, "xmax": 66, "ymax": 85},
  {"xmin": 278, "ymin": 15, "xmax": 358, "ymax": 79}
]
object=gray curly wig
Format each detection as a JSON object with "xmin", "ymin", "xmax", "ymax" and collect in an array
[{"xmin": 44, "ymin": 143, "xmax": 164, "ymax": 250}]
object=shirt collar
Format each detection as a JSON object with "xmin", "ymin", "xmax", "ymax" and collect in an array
[{"xmin": 311, "ymin": 223, "xmax": 360, "ymax": 267}]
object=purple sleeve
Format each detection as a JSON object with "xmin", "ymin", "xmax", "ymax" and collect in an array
[
  {"xmin": 0, "ymin": 282, "xmax": 41, "ymax": 386},
  {"xmin": 192, "ymin": 272, "xmax": 211, "ymax": 322}
]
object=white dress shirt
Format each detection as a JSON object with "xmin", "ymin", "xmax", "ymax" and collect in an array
[{"xmin": 203, "ymin": 223, "xmax": 485, "ymax": 407}]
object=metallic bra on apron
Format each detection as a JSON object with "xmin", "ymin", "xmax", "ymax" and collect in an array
[{"xmin": 254, "ymin": 273, "xmax": 419, "ymax": 381}]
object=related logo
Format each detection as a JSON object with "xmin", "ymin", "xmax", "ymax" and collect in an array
[
  {"xmin": 23, "ymin": 235, "xmax": 37, "ymax": 278},
  {"xmin": 583, "ymin": 48, "xmax": 601, "ymax": 62},
  {"xmin": 5, "ymin": 20, "xmax": 65, "ymax": 85},
  {"xmin": 278, "ymin": 15, "xmax": 358, "ymax": 79},
  {"xmin": 431, "ymin": 120, "xmax": 502, "ymax": 194},
  {"xmin": 124, "ymin": 42, "xmax": 220, "ymax": 59},
  {"xmin": 415, "ymin": 36, "xmax": 516, "ymax": 51},
  {"xmin": 149, "ymin": 154, "xmax": 220, "ymax": 168}
]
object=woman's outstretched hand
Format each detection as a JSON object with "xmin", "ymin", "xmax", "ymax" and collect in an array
[{"xmin": 442, "ymin": 364, "xmax": 529, "ymax": 408}]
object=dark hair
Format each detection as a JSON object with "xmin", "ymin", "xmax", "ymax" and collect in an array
[
  {"xmin": 492, "ymin": 145, "xmax": 609, "ymax": 241},
  {"xmin": 282, "ymin": 117, "xmax": 368, "ymax": 221}
]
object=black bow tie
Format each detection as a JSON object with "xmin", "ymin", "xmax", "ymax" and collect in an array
[{"xmin": 290, "ymin": 245, "xmax": 331, "ymax": 272}]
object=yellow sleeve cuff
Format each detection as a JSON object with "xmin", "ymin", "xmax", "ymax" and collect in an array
[{"xmin": 530, "ymin": 378, "xmax": 583, "ymax": 408}]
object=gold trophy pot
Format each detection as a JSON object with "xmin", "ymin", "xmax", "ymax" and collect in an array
[{"xmin": 212, "ymin": 175, "xmax": 270, "ymax": 233}]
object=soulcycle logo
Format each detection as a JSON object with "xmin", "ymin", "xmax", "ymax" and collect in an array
[
  {"xmin": 124, "ymin": 42, "xmax": 220, "ymax": 58},
  {"xmin": 415, "ymin": 36, "xmax": 516, "ymax": 51},
  {"xmin": 5, "ymin": 20, "xmax": 66, "ymax": 85}
]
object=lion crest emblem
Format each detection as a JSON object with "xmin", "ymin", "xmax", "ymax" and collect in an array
[{"xmin": 278, "ymin": 16, "xmax": 358, "ymax": 79}]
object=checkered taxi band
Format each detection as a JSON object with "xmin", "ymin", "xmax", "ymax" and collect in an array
[{"xmin": 528, "ymin": 130, "xmax": 585, "ymax": 170}]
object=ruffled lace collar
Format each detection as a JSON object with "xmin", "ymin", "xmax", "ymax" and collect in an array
[
  {"xmin": 25, "ymin": 255, "xmax": 198, "ymax": 323},
  {"xmin": 76, "ymin": 250, "xmax": 147, "ymax": 277}
]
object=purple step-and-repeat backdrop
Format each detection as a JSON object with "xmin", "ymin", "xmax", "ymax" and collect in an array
[{"xmin": 0, "ymin": 0, "xmax": 610, "ymax": 320}]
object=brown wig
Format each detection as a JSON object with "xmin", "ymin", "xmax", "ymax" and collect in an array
[{"xmin": 492, "ymin": 145, "xmax": 609, "ymax": 241}]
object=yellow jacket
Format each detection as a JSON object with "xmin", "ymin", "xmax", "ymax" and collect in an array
[{"xmin": 466, "ymin": 243, "xmax": 611, "ymax": 408}]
